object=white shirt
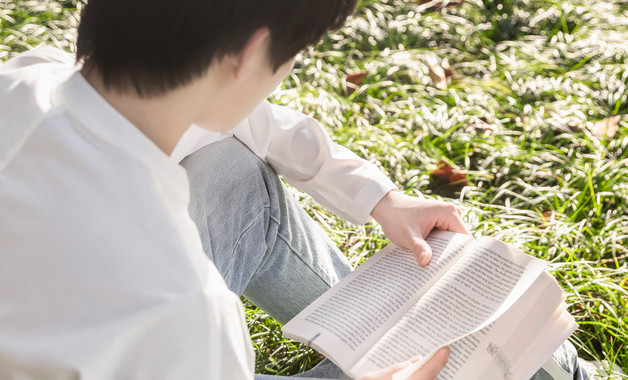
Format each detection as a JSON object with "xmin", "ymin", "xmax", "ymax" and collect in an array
[
  {"xmin": 0, "ymin": 47, "xmax": 253, "ymax": 379},
  {"xmin": 172, "ymin": 103, "xmax": 396, "ymax": 225},
  {"xmin": 0, "ymin": 47, "xmax": 395, "ymax": 378}
]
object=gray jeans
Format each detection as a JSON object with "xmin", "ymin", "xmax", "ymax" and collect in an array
[{"xmin": 181, "ymin": 137, "xmax": 587, "ymax": 380}]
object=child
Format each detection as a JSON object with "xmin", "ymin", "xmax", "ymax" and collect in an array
[{"xmin": 0, "ymin": 0, "xmax": 586, "ymax": 379}]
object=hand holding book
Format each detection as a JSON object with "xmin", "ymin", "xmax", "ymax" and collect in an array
[
  {"xmin": 360, "ymin": 347, "xmax": 451, "ymax": 380},
  {"xmin": 370, "ymin": 191, "xmax": 470, "ymax": 266},
  {"xmin": 286, "ymin": 193, "xmax": 577, "ymax": 379},
  {"xmin": 364, "ymin": 193, "xmax": 468, "ymax": 379},
  {"xmin": 283, "ymin": 231, "xmax": 577, "ymax": 379}
]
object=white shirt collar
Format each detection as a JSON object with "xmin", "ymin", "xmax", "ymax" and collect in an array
[{"xmin": 55, "ymin": 70, "xmax": 188, "ymax": 184}]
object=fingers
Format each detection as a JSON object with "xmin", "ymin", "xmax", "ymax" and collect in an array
[
  {"xmin": 410, "ymin": 347, "xmax": 450, "ymax": 380},
  {"xmin": 385, "ymin": 359, "xmax": 414, "ymax": 374},
  {"xmin": 358, "ymin": 347, "xmax": 450, "ymax": 380},
  {"xmin": 357, "ymin": 359, "xmax": 414, "ymax": 380},
  {"xmin": 437, "ymin": 205, "xmax": 471, "ymax": 236},
  {"xmin": 411, "ymin": 237, "xmax": 433, "ymax": 267}
]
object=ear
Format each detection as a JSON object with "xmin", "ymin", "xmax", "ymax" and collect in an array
[{"xmin": 232, "ymin": 27, "xmax": 272, "ymax": 81}]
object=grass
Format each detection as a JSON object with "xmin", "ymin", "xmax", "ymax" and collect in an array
[{"xmin": 1, "ymin": 0, "xmax": 626, "ymax": 378}]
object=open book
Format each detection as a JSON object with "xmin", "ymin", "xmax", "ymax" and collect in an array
[{"xmin": 283, "ymin": 230, "xmax": 577, "ymax": 380}]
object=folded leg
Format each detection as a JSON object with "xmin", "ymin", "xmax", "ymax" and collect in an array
[{"xmin": 181, "ymin": 136, "xmax": 352, "ymax": 324}]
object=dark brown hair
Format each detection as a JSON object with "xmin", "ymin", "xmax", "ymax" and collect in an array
[{"xmin": 77, "ymin": 0, "xmax": 356, "ymax": 97}]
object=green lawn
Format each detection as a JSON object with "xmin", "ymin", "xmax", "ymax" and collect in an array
[{"xmin": 1, "ymin": 0, "xmax": 626, "ymax": 378}]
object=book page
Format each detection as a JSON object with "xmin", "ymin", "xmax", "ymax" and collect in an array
[
  {"xmin": 436, "ymin": 271, "xmax": 569, "ymax": 380},
  {"xmin": 512, "ymin": 308, "xmax": 578, "ymax": 380},
  {"xmin": 349, "ymin": 237, "xmax": 547, "ymax": 377},
  {"xmin": 282, "ymin": 231, "xmax": 474, "ymax": 372},
  {"xmin": 472, "ymin": 307, "xmax": 576, "ymax": 380}
]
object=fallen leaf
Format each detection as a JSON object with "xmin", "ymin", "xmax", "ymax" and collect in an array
[
  {"xmin": 470, "ymin": 117, "xmax": 491, "ymax": 134},
  {"xmin": 430, "ymin": 161, "xmax": 452, "ymax": 178},
  {"xmin": 428, "ymin": 64, "xmax": 448, "ymax": 90},
  {"xmin": 447, "ymin": 171, "xmax": 468, "ymax": 184},
  {"xmin": 345, "ymin": 71, "xmax": 367, "ymax": 86},
  {"xmin": 343, "ymin": 71, "xmax": 367, "ymax": 96},
  {"xmin": 539, "ymin": 210, "xmax": 555, "ymax": 229},
  {"xmin": 589, "ymin": 115, "xmax": 621, "ymax": 139},
  {"xmin": 567, "ymin": 123, "xmax": 579, "ymax": 133},
  {"xmin": 430, "ymin": 160, "xmax": 468, "ymax": 186},
  {"xmin": 441, "ymin": 58, "xmax": 455, "ymax": 79}
]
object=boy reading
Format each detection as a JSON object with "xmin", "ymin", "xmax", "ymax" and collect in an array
[{"xmin": 0, "ymin": 0, "xmax": 586, "ymax": 379}]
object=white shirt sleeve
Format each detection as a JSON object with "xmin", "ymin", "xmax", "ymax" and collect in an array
[{"xmin": 233, "ymin": 101, "xmax": 397, "ymax": 225}]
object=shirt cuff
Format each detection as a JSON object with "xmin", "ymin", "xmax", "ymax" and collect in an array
[{"xmin": 346, "ymin": 175, "xmax": 398, "ymax": 225}]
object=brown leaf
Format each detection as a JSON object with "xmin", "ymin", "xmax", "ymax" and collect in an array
[
  {"xmin": 428, "ymin": 64, "xmax": 448, "ymax": 90},
  {"xmin": 345, "ymin": 71, "xmax": 367, "ymax": 86},
  {"xmin": 343, "ymin": 71, "xmax": 368, "ymax": 95},
  {"xmin": 430, "ymin": 160, "xmax": 468, "ymax": 186},
  {"xmin": 448, "ymin": 171, "xmax": 468, "ymax": 185},
  {"xmin": 539, "ymin": 210, "xmax": 554, "ymax": 229},
  {"xmin": 470, "ymin": 117, "xmax": 492, "ymax": 135},
  {"xmin": 567, "ymin": 123, "xmax": 579, "ymax": 133},
  {"xmin": 441, "ymin": 58, "xmax": 456, "ymax": 79},
  {"xmin": 430, "ymin": 160, "xmax": 453, "ymax": 179},
  {"xmin": 589, "ymin": 115, "xmax": 621, "ymax": 139}
]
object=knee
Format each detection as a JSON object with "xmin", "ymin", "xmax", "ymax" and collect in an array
[
  {"xmin": 181, "ymin": 137, "xmax": 278, "ymax": 213},
  {"xmin": 181, "ymin": 137, "xmax": 266, "ymax": 186}
]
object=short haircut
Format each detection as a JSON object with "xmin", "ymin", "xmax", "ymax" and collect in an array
[{"xmin": 76, "ymin": 0, "xmax": 356, "ymax": 97}]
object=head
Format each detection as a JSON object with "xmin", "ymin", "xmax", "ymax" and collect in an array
[{"xmin": 76, "ymin": 0, "xmax": 356, "ymax": 98}]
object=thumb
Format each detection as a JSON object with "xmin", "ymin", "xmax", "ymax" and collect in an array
[
  {"xmin": 411, "ymin": 237, "xmax": 433, "ymax": 267},
  {"xmin": 410, "ymin": 347, "xmax": 450, "ymax": 380}
]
